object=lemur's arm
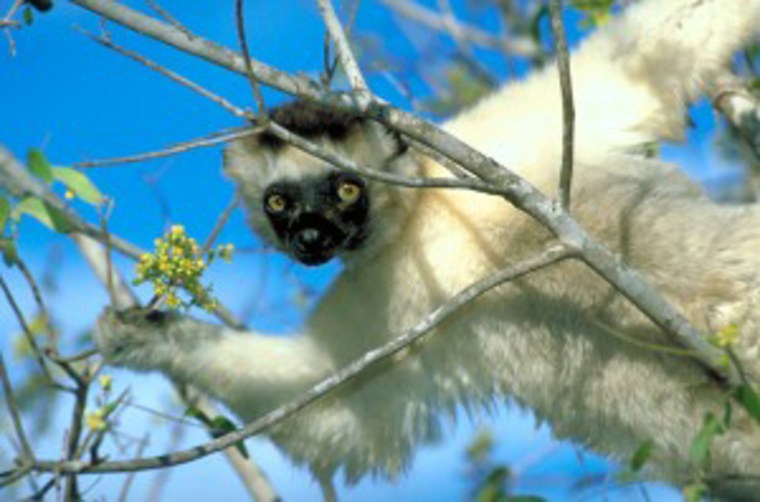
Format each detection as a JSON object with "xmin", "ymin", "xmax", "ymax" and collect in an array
[
  {"xmin": 94, "ymin": 309, "xmax": 334, "ymax": 420},
  {"xmin": 446, "ymin": 0, "xmax": 760, "ymax": 167}
]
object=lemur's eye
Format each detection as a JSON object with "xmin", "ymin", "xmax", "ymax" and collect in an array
[
  {"xmin": 336, "ymin": 180, "xmax": 362, "ymax": 205},
  {"xmin": 265, "ymin": 193, "xmax": 287, "ymax": 213}
]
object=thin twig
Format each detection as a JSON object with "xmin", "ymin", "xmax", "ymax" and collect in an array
[
  {"xmin": 13, "ymin": 254, "xmax": 53, "ymax": 348},
  {"xmin": 100, "ymin": 198, "xmax": 116, "ymax": 308},
  {"xmin": 117, "ymin": 435, "xmax": 149, "ymax": 502},
  {"xmin": 234, "ymin": 0, "xmax": 267, "ymax": 115},
  {"xmin": 0, "ymin": 274, "xmax": 55, "ymax": 385},
  {"xmin": 47, "ymin": 348, "xmax": 100, "ymax": 365},
  {"xmin": 0, "ymin": 463, "xmax": 33, "ymax": 489},
  {"xmin": 317, "ymin": 0, "xmax": 368, "ymax": 91},
  {"xmin": 380, "ymin": 0, "xmax": 541, "ymax": 58},
  {"xmin": 31, "ymin": 244, "xmax": 573, "ymax": 475},
  {"xmin": 0, "ymin": 352, "xmax": 35, "ymax": 462},
  {"xmin": 711, "ymin": 73, "xmax": 760, "ymax": 160},
  {"xmin": 78, "ymin": 28, "xmax": 253, "ymax": 121},
  {"xmin": 266, "ymin": 122, "xmax": 507, "ymax": 195},
  {"xmin": 63, "ymin": 373, "xmax": 91, "ymax": 499},
  {"xmin": 200, "ymin": 194, "xmax": 239, "ymax": 255},
  {"xmin": 549, "ymin": 0, "xmax": 575, "ymax": 210},
  {"xmin": 73, "ymin": 127, "xmax": 262, "ymax": 168},
  {"xmin": 1, "ymin": 0, "xmax": 23, "ymax": 26},
  {"xmin": 145, "ymin": 0, "xmax": 193, "ymax": 39}
]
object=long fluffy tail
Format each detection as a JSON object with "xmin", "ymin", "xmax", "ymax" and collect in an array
[{"xmin": 445, "ymin": 0, "xmax": 760, "ymax": 180}]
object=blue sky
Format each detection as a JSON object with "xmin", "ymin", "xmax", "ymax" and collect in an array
[{"xmin": 2, "ymin": 0, "xmax": 743, "ymax": 499}]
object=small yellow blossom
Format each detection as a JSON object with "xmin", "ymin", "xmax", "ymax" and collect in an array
[
  {"xmin": 715, "ymin": 324, "xmax": 739, "ymax": 348},
  {"xmin": 166, "ymin": 293, "xmax": 181, "ymax": 308},
  {"xmin": 64, "ymin": 189, "xmax": 75, "ymax": 200},
  {"xmin": 171, "ymin": 224, "xmax": 185, "ymax": 236},
  {"xmin": 86, "ymin": 409, "xmax": 107, "ymax": 432},
  {"xmin": 219, "ymin": 243, "xmax": 234, "ymax": 261},
  {"xmin": 99, "ymin": 374, "xmax": 113, "ymax": 391}
]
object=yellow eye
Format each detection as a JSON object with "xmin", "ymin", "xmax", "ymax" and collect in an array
[
  {"xmin": 337, "ymin": 180, "xmax": 362, "ymax": 204},
  {"xmin": 266, "ymin": 193, "xmax": 287, "ymax": 213}
]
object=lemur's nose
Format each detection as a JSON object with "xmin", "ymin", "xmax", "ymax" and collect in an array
[{"xmin": 294, "ymin": 228, "xmax": 322, "ymax": 251}]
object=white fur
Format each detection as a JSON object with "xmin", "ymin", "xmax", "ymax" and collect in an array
[{"xmin": 96, "ymin": 0, "xmax": 760, "ymax": 495}]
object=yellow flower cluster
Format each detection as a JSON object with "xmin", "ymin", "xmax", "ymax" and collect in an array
[{"xmin": 133, "ymin": 225, "xmax": 234, "ymax": 312}]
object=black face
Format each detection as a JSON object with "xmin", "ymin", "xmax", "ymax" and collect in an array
[{"xmin": 262, "ymin": 172, "xmax": 370, "ymax": 266}]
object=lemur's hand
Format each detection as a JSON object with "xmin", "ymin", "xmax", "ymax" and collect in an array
[{"xmin": 94, "ymin": 307, "xmax": 177, "ymax": 371}]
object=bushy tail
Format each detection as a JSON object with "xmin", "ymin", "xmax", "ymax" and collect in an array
[{"xmin": 445, "ymin": 0, "xmax": 760, "ymax": 179}]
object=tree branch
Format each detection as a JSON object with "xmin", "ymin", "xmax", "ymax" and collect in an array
[
  {"xmin": 549, "ymin": 0, "xmax": 575, "ymax": 210},
  {"xmin": 73, "ymin": 127, "xmax": 261, "ymax": 169},
  {"xmin": 0, "ymin": 352, "xmax": 35, "ymax": 463},
  {"xmin": 380, "ymin": 0, "xmax": 541, "ymax": 59},
  {"xmin": 711, "ymin": 73, "xmax": 760, "ymax": 160},
  {"xmin": 234, "ymin": 0, "xmax": 267, "ymax": 116},
  {"xmin": 317, "ymin": 0, "xmax": 368, "ymax": 91}
]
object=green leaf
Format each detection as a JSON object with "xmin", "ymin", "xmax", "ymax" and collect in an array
[
  {"xmin": 210, "ymin": 416, "xmax": 249, "ymax": 459},
  {"xmin": 184, "ymin": 405, "xmax": 213, "ymax": 426},
  {"xmin": 689, "ymin": 412, "xmax": 724, "ymax": 468},
  {"xmin": 186, "ymin": 408, "xmax": 249, "ymax": 458},
  {"xmin": 571, "ymin": 0, "xmax": 614, "ymax": 10},
  {"xmin": 0, "ymin": 196, "xmax": 10, "ymax": 230},
  {"xmin": 723, "ymin": 400, "xmax": 733, "ymax": 427},
  {"xmin": 630, "ymin": 439, "xmax": 654, "ymax": 472},
  {"xmin": 683, "ymin": 482, "xmax": 707, "ymax": 502},
  {"xmin": 102, "ymin": 400, "xmax": 120, "ymax": 417},
  {"xmin": 14, "ymin": 197, "xmax": 73, "ymax": 233},
  {"xmin": 23, "ymin": 6, "xmax": 33, "ymax": 25},
  {"xmin": 51, "ymin": 167, "xmax": 104, "ymax": 205},
  {"xmin": 27, "ymin": 149, "xmax": 53, "ymax": 183},
  {"xmin": 0, "ymin": 238, "xmax": 18, "ymax": 268},
  {"xmin": 733, "ymin": 384, "xmax": 760, "ymax": 425}
]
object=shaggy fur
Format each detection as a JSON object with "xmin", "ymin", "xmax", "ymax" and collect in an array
[{"xmin": 96, "ymin": 0, "xmax": 760, "ymax": 496}]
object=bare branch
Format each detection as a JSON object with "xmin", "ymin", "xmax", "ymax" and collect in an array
[
  {"xmin": 0, "ymin": 274, "xmax": 55, "ymax": 386},
  {"xmin": 0, "ymin": 353, "xmax": 35, "ymax": 462},
  {"xmin": 200, "ymin": 194, "xmax": 239, "ymax": 255},
  {"xmin": 317, "ymin": 0, "xmax": 368, "ymax": 91},
  {"xmin": 549, "ymin": 0, "xmax": 575, "ymax": 211},
  {"xmin": 72, "ymin": 235, "xmax": 139, "ymax": 310},
  {"xmin": 266, "ymin": 122, "xmax": 508, "ymax": 194},
  {"xmin": 380, "ymin": 0, "xmax": 541, "ymax": 59},
  {"xmin": 73, "ymin": 127, "xmax": 261, "ymax": 169},
  {"xmin": 70, "ymin": 0, "xmax": 313, "ymax": 97},
  {"xmin": 145, "ymin": 0, "xmax": 193, "ymax": 39},
  {"xmin": 12, "ymin": 254, "xmax": 54, "ymax": 349},
  {"xmin": 234, "ymin": 0, "xmax": 267, "ymax": 115},
  {"xmin": 711, "ymin": 73, "xmax": 760, "ymax": 160},
  {"xmin": 31, "ymin": 244, "xmax": 574, "ymax": 475},
  {"xmin": 79, "ymin": 28, "xmax": 253, "ymax": 120}
]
